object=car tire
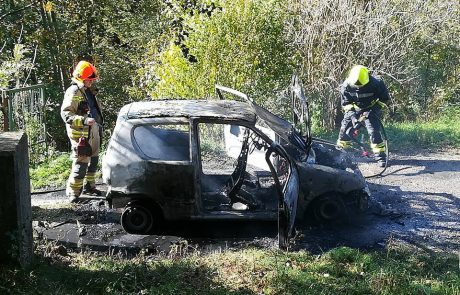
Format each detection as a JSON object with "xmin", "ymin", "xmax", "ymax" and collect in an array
[
  {"xmin": 311, "ymin": 194, "xmax": 346, "ymax": 223},
  {"xmin": 121, "ymin": 202, "xmax": 154, "ymax": 234}
]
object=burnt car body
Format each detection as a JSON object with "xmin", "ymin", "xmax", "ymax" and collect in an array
[{"xmin": 102, "ymin": 77, "xmax": 369, "ymax": 248}]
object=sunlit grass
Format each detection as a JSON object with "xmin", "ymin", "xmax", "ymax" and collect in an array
[
  {"xmin": 386, "ymin": 117, "xmax": 460, "ymax": 150},
  {"xmin": 29, "ymin": 153, "xmax": 103, "ymax": 191},
  {"xmin": 29, "ymin": 153, "xmax": 72, "ymax": 191},
  {"xmin": 314, "ymin": 112, "xmax": 460, "ymax": 151},
  {"xmin": 1, "ymin": 245, "xmax": 459, "ymax": 294}
]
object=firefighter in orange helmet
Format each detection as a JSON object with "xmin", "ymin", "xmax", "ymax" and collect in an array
[{"xmin": 61, "ymin": 60, "xmax": 104, "ymax": 202}]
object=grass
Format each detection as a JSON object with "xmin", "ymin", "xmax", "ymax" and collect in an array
[
  {"xmin": 314, "ymin": 112, "xmax": 460, "ymax": 151},
  {"xmin": 386, "ymin": 117, "xmax": 460, "ymax": 150},
  {"xmin": 29, "ymin": 153, "xmax": 102, "ymax": 191},
  {"xmin": 1, "ymin": 245, "xmax": 459, "ymax": 294},
  {"xmin": 29, "ymin": 153, "xmax": 72, "ymax": 191}
]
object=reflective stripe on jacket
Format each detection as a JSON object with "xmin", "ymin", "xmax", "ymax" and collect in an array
[
  {"xmin": 61, "ymin": 80, "xmax": 101, "ymax": 156},
  {"xmin": 340, "ymin": 75, "xmax": 390, "ymax": 111}
]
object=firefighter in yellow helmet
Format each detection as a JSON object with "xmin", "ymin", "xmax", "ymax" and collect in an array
[
  {"xmin": 336, "ymin": 65, "xmax": 390, "ymax": 166},
  {"xmin": 61, "ymin": 60, "xmax": 104, "ymax": 202}
]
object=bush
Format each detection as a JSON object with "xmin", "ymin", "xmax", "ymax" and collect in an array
[{"xmin": 143, "ymin": 0, "xmax": 295, "ymax": 110}]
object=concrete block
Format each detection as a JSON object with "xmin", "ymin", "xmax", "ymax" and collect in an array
[{"xmin": 0, "ymin": 132, "xmax": 32, "ymax": 267}]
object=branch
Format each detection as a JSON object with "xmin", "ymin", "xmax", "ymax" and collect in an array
[
  {"xmin": 17, "ymin": 24, "xmax": 24, "ymax": 43},
  {"xmin": 22, "ymin": 44, "xmax": 38, "ymax": 87},
  {"xmin": 0, "ymin": 1, "xmax": 36, "ymax": 21},
  {"xmin": 0, "ymin": 41, "xmax": 6, "ymax": 54}
]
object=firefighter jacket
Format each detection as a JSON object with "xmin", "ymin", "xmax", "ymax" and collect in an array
[
  {"xmin": 61, "ymin": 78, "xmax": 103, "ymax": 157},
  {"xmin": 340, "ymin": 75, "xmax": 390, "ymax": 111}
]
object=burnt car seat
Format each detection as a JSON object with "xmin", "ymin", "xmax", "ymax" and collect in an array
[{"xmin": 224, "ymin": 129, "xmax": 259, "ymax": 209}]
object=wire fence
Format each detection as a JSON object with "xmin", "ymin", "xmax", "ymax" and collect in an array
[{"xmin": 1, "ymin": 84, "xmax": 48, "ymax": 164}]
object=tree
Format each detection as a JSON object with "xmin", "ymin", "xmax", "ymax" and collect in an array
[
  {"xmin": 1, "ymin": 0, "xmax": 164, "ymax": 149},
  {"xmin": 141, "ymin": 0, "xmax": 296, "ymax": 114},
  {"xmin": 286, "ymin": 0, "xmax": 460, "ymax": 128}
]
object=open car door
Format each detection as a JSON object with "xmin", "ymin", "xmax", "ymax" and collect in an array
[
  {"xmin": 264, "ymin": 145, "xmax": 299, "ymax": 250},
  {"xmin": 215, "ymin": 82, "xmax": 303, "ymax": 249}
]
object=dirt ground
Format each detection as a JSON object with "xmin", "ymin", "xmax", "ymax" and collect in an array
[{"xmin": 31, "ymin": 149, "xmax": 460, "ymax": 254}]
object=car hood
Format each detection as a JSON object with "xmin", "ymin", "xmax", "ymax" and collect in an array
[{"xmin": 251, "ymin": 102, "xmax": 307, "ymax": 153}]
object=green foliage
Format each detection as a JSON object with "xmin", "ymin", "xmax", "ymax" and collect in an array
[
  {"xmin": 23, "ymin": 114, "xmax": 48, "ymax": 164},
  {"xmin": 1, "ymin": 0, "xmax": 460, "ymax": 151},
  {"xmin": 311, "ymin": 126, "xmax": 337, "ymax": 142},
  {"xmin": 144, "ymin": 0, "xmax": 296, "ymax": 109},
  {"xmin": 0, "ymin": 43, "xmax": 33, "ymax": 88},
  {"xmin": 1, "ymin": 246, "xmax": 459, "ymax": 294},
  {"xmin": 404, "ymin": 37, "xmax": 460, "ymax": 121},
  {"xmin": 289, "ymin": 0, "xmax": 460, "ymax": 129},
  {"xmin": 30, "ymin": 153, "xmax": 72, "ymax": 190},
  {"xmin": 92, "ymin": 0, "xmax": 164, "ymax": 125},
  {"xmin": 198, "ymin": 123, "xmax": 226, "ymax": 154},
  {"xmin": 314, "ymin": 107, "xmax": 460, "ymax": 150},
  {"xmin": 1, "ymin": 0, "xmax": 164, "ymax": 150}
]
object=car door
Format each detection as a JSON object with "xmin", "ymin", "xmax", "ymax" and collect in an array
[
  {"xmin": 131, "ymin": 121, "xmax": 196, "ymax": 217},
  {"xmin": 263, "ymin": 144, "xmax": 299, "ymax": 249}
]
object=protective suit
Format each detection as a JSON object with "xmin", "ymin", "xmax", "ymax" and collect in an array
[{"xmin": 61, "ymin": 61, "xmax": 103, "ymax": 201}]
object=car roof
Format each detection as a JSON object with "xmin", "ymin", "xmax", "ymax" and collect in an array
[{"xmin": 120, "ymin": 99, "xmax": 256, "ymax": 123}]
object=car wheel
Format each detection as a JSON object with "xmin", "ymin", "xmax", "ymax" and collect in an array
[
  {"xmin": 121, "ymin": 203, "xmax": 154, "ymax": 234},
  {"xmin": 312, "ymin": 194, "xmax": 346, "ymax": 223}
]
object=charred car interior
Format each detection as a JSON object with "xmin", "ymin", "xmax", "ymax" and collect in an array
[
  {"xmin": 102, "ymin": 76, "xmax": 369, "ymax": 249},
  {"xmin": 199, "ymin": 122, "xmax": 284, "ymax": 212}
]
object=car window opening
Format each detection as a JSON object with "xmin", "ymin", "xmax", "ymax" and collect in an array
[
  {"xmin": 198, "ymin": 122, "xmax": 288, "ymax": 212},
  {"xmin": 133, "ymin": 123, "xmax": 191, "ymax": 161}
]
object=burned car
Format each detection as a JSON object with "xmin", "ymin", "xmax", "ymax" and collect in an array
[{"xmin": 102, "ymin": 76, "xmax": 369, "ymax": 248}]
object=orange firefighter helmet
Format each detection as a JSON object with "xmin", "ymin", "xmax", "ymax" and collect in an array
[{"xmin": 72, "ymin": 60, "xmax": 98, "ymax": 81}]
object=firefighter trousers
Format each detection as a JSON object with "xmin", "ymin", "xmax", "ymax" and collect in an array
[
  {"xmin": 66, "ymin": 155, "xmax": 99, "ymax": 197},
  {"xmin": 337, "ymin": 108, "xmax": 386, "ymax": 157}
]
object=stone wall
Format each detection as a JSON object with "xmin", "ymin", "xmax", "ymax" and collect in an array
[{"xmin": 0, "ymin": 132, "xmax": 32, "ymax": 267}]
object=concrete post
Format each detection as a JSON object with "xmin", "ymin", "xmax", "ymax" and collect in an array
[{"xmin": 0, "ymin": 132, "xmax": 32, "ymax": 267}]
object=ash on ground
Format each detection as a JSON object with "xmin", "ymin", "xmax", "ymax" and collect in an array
[{"xmin": 32, "ymin": 149, "xmax": 460, "ymax": 255}]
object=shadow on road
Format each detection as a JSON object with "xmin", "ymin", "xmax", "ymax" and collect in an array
[{"xmin": 387, "ymin": 158, "xmax": 460, "ymax": 176}]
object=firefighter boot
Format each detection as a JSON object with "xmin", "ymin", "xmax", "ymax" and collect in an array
[
  {"xmin": 83, "ymin": 183, "xmax": 102, "ymax": 196},
  {"xmin": 374, "ymin": 152, "xmax": 387, "ymax": 168},
  {"xmin": 66, "ymin": 186, "xmax": 82, "ymax": 203}
]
